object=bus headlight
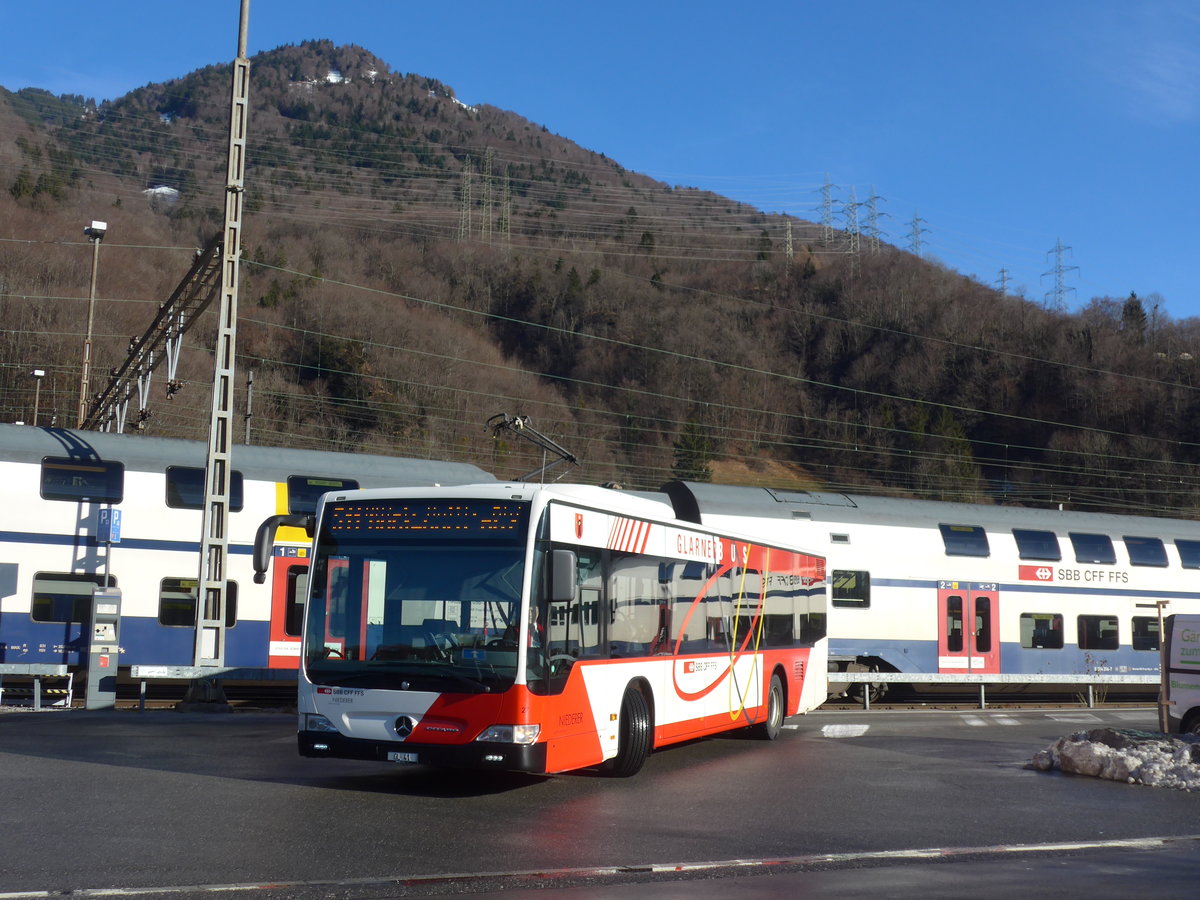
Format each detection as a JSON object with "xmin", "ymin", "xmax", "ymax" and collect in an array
[
  {"xmin": 475, "ymin": 724, "xmax": 541, "ymax": 745},
  {"xmin": 303, "ymin": 713, "xmax": 340, "ymax": 733}
]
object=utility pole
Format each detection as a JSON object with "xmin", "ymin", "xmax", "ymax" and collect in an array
[
  {"xmin": 31, "ymin": 369, "xmax": 45, "ymax": 426},
  {"xmin": 785, "ymin": 219, "xmax": 793, "ymax": 276},
  {"xmin": 907, "ymin": 211, "xmax": 929, "ymax": 257},
  {"xmin": 193, "ymin": 0, "xmax": 250, "ymax": 670},
  {"xmin": 500, "ymin": 165, "xmax": 512, "ymax": 245},
  {"xmin": 1042, "ymin": 237, "xmax": 1078, "ymax": 311},
  {"xmin": 459, "ymin": 159, "xmax": 473, "ymax": 241},
  {"xmin": 864, "ymin": 186, "xmax": 887, "ymax": 254},
  {"xmin": 997, "ymin": 268, "xmax": 1010, "ymax": 297},
  {"xmin": 820, "ymin": 173, "xmax": 836, "ymax": 246},
  {"xmin": 501, "ymin": 165, "xmax": 513, "ymax": 244},
  {"xmin": 481, "ymin": 147, "xmax": 494, "ymax": 244},
  {"xmin": 76, "ymin": 220, "xmax": 107, "ymax": 427},
  {"xmin": 843, "ymin": 186, "xmax": 861, "ymax": 277}
]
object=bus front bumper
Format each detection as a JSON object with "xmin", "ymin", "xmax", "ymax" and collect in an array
[{"xmin": 298, "ymin": 731, "xmax": 549, "ymax": 773}]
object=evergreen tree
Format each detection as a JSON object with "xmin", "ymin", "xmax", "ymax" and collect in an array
[
  {"xmin": 672, "ymin": 421, "xmax": 716, "ymax": 482},
  {"xmin": 1121, "ymin": 291, "xmax": 1148, "ymax": 345}
]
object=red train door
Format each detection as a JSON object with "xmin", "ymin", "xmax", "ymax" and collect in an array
[
  {"xmin": 267, "ymin": 549, "xmax": 309, "ymax": 669},
  {"xmin": 937, "ymin": 582, "xmax": 1000, "ymax": 674}
]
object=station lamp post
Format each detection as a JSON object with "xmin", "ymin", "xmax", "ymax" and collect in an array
[
  {"xmin": 77, "ymin": 220, "xmax": 107, "ymax": 428},
  {"xmin": 30, "ymin": 369, "xmax": 45, "ymax": 426}
]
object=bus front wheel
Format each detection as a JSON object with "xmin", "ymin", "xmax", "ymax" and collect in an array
[{"xmin": 604, "ymin": 687, "xmax": 652, "ymax": 777}]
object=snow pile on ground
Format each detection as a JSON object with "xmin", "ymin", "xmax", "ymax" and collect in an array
[{"xmin": 1031, "ymin": 728, "xmax": 1200, "ymax": 790}]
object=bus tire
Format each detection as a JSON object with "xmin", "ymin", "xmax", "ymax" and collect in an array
[
  {"xmin": 753, "ymin": 673, "xmax": 785, "ymax": 741},
  {"xmin": 604, "ymin": 687, "xmax": 652, "ymax": 777}
]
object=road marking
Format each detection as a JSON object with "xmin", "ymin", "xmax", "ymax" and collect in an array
[
  {"xmin": 1114, "ymin": 711, "xmax": 1155, "ymax": 721},
  {"xmin": 961, "ymin": 715, "xmax": 987, "ymax": 726},
  {"xmin": 821, "ymin": 723, "xmax": 870, "ymax": 738},
  {"xmin": 994, "ymin": 715, "xmax": 1021, "ymax": 726},
  {"xmin": 1048, "ymin": 713, "xmax": 1102, "ymax": 723},
  {"xmin": 5, "ymin": 836, "xmax": 1198, "ymax": 899}
]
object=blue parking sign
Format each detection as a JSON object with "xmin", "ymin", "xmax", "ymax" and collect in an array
[{"xmin": 98, "ymin": 508, "xmax": 122, "ymax": 543}]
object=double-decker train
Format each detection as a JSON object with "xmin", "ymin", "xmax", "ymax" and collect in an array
[
  {"xmin": 4, "ymin": 423, "xmax": 1199, "ymax": 706},
  {"xmin": 664, "ymin": 482, "xmax": 1200, "ymax": 699},
  {"xmin": 0, "ymin": 424, "xmax": 490, "ymax": 670}
]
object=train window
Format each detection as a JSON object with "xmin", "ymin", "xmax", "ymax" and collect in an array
[
  {"xmin": 945, "ymin": 596, "xmax": 964, "ymax": 652},
  {"xmin": 1132, "ymin": 616, "xmax": 1160, "ymax": 651},
  {"xmin": 1012, "ymin": 529, "xmax": 1061, "ymax": 561},
  {"xmin": 32, "ymin": 573, "xmax": 117, "ymax": 622},
  {"xmin": 974, "ymin": 597, "xmax": 992, "ymax": 653},
  {"xmin": 1175, "ymin": 539, "xmax": 1200, "ymax": 569},
  {"xmin": 1019, "ymin": 612, "xmax": 1064, "ymax": 649},
  {"xmin": 165, "ymin": 466, "xmax": 245, "ymax": 511},
  {"xmin": 288, "ymin": 475, "xmax": 360, "ymax": 515},
  {"xmin": 1068, "ymin": 532, "xmax": 1116, "ymax": 564},
  {"xmin": 286, "ymin": 567, "xmax": 310, "ymax": 637},
  {"xmin": 938, "ymin": 524, "xmax": 989, "ymax": 557},
  {"xmin": 40, "ymin": 457, "xmax": 124, "ymax": 504},
  {"xmin": 831, "ymin": 570, "xmax": 870, "ymax": 608},
  {"xmin": 1124, "ymin": 535, "xmax": 1167, "ymax": 567},
  {"xmin": 1077, "ymin": 614, "xmax": 1119, "ymax": 650},
  {"xmin": 158, "ymin": 577, "xmax": 237, "ymax": 627}
]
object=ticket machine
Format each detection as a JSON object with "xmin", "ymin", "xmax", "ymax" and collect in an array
[{"xmin": 85, "ymin": 586, "xmax": 122, "ymax": 710}]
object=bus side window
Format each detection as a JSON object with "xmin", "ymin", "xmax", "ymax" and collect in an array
[
  {"xmin": 669, "ymin": 562, "xmax": 708, "ymax": 654},
  {"xmin": 547, "ymin": 550, "xmax": 603, "ymax": 660},
  {"xmin": 609, "ymin": 554, "xmax": 661, "ymax": 657}
]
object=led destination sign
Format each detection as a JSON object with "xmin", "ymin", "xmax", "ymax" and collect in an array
[{"xmin": 324, "ymin": 499, "xmax": 528, "ymax": 537}]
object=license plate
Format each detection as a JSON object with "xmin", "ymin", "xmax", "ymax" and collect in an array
[{"xmin": 387, "ymin": 751, "xmax": 418, "ymax": 764}]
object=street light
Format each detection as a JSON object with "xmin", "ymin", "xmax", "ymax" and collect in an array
[
  {"xmin": 30, "ymin": 369, "xmax": 45, "ymax": 426},
  {"xmin": 77, "ymin": 220, "xmax": 107, "ymax": 428}
]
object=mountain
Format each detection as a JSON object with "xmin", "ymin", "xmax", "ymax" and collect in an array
[{"xmin": 2, "ymin": 39, "xmax": 1199, "ymax": 514}]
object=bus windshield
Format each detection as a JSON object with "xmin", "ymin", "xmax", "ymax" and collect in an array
[{"xmin": 303, "ymin": 498, "xmax": 530, "ymax": 693}]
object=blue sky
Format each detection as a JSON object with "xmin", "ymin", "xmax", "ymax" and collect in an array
[{"xmin": 4, "ymin": 1, "xmax": 1198, "ymax": 318}]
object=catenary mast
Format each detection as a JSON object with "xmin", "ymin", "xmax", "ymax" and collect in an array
[{"xmin": 193, "ymin": 0, "xmax": 250, "ymax": 668}]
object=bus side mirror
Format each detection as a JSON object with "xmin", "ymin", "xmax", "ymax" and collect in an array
[
  {"xmin": 252, "ymin": 514, "xmax": 315, "ymax": 584},
  {"xmin": 549, "ymin": 549, "xmax": 577, "ymax": 603}
]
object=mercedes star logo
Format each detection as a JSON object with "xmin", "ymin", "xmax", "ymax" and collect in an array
[{"xmin": 394, "ymin": 716, "xmax": 415, "ymax": 739}]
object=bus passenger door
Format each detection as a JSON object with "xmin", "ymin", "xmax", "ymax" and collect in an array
[
  {"xmin": 267, "ymin": 551, "xmax": 309, "ymax": 669},
  {"xmin": 937, "ymin": 583, "xmax": 1000, "ymax": 674}
]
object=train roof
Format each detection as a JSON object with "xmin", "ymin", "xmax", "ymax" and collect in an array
[
  {"xmin": 0, "ymin": 424, "xmax": 494, "ymax": 486},
  {"xmin": 664, "ymin": 481, "xmax": 1200, "ymax": 537}
]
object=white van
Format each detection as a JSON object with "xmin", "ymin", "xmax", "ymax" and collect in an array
[{"xmin": 1164, "ymin": 615, "xmax": 1200, "ymax": 734}]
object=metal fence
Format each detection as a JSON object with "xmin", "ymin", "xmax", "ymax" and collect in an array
[{"xmin": 831, "ymin": 671, "xmax": 1160, "ymax": 710}]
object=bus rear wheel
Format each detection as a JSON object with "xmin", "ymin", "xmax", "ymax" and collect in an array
[
  {"xmin": 753, "ymin": 673, "xmax": 785, "ymax": 741},
  {"xmin": 604, "ymin": 687, "xmax": 652, "ymax": 777}
]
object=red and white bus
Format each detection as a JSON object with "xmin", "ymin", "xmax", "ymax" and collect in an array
[{"xmin": 254, "ymin": 482, "xmax": 828, "ymax": 776}]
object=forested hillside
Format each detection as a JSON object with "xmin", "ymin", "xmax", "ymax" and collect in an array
[{"xmin": 2, "ymin": 39, "xmax": 1199, "ymax": 515}]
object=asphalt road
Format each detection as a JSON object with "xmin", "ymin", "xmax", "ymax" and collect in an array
[{"xmin": 0, "ymin": 705, "xmax": 1197, "ymax": 898}]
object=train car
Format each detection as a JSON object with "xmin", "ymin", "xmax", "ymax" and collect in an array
[
  {"xmin": 0, "ymin": 424, "xmax": 492, "ymax": 672},
  {"xmin": 662, "ymin": 482, "xmax": 1200, "ymax": 698}
]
